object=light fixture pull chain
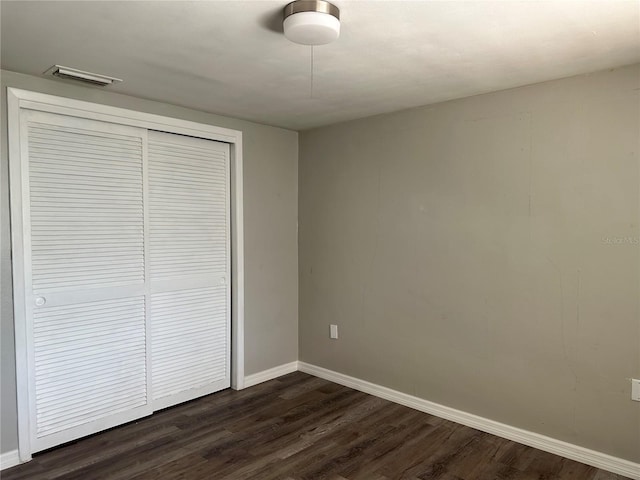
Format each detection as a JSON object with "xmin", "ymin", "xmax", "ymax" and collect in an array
[{"xmin": 310, "ymin": 45, "xmax": 314, "ymax": 99}]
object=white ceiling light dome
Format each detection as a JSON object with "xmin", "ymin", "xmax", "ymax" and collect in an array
[{"xmin": 283, "ymin": 0, "xmax": 340, "ymax": 46}]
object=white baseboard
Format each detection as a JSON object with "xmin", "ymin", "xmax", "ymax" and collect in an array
[
  {"xmin": 244, "ymin": 361, "xmax": 299, "ymax": 388},
  {"xmin": 0, "ymin": 449, "xmax": 21, "ymax": 470},
  {"xmin": 298, "ymin": 362, "xmax": 640, "ymax": 480}
]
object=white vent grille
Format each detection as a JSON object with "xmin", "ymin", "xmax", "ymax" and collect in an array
[{"xmin": 46, "ymin": 65, "xmax": 123, "ymax": 86}]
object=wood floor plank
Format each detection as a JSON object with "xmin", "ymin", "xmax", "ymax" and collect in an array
[{"xmin": 2, "ymin": 372, "xmax": 631, "ymax": 480}]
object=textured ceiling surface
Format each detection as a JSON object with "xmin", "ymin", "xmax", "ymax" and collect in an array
[{"xmin": 2, "ymin": 1, "xmax": 639, "ymax": 130}]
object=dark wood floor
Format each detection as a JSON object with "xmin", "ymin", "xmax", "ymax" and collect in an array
[{"xmin": 3, "ymin": 372, "xmax": 630, "ymax": 480}]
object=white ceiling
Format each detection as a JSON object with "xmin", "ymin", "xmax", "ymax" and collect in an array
[{"xmin": 2, "ymin": 1, "xmax": 639, "ymax": 130}]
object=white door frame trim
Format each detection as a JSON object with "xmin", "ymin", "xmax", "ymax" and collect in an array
[{"xmin": 7, "ymin": 87, "xmax": 246, "ymax": 463}]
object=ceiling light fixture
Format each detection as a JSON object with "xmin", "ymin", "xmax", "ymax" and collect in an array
[
  {"xmin": 283, "ymin": 0, "xmax": 340, "ymax": 45},
  {"xmin": 45, "ymin": 65, "xmax": 122, "ymax": 86}
]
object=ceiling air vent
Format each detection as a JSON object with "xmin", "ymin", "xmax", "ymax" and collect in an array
[{"xmin": 45, "ymin": 65, "xmax": 122, "ymax": 86}]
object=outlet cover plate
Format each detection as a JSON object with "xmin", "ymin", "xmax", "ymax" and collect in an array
[
  {"xmin": 330, "ymin": 324, "xmax": 338, "ymax": 339},
  {"xmin": 632, "ymin": 379, "xmax": 640, "ymax": 401}
]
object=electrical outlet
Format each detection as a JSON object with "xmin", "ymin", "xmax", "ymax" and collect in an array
[
  {"xmin": 632, "ymin": 379, "xmax": 640, "ymax": 402},
  {"xmin": 330, "ymin": 324, "xmax": 338, "ymax": 339}
]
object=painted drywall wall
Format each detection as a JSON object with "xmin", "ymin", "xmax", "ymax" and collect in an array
[
  {"xmin": 0, "ymin": 70, "xmax": 299, "ymax": 453},
  {"xmin": 299, "ymin": 64, "xmax": 640, "ymax": 462}
]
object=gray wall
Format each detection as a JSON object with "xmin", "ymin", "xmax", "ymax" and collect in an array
[
  {"xmin": 299, "ymin": 64, "xmax": 640, "ymax": 462},
  {"xmin": 0, "ymin": 70, "xmax": 299, "ymax": 453}
]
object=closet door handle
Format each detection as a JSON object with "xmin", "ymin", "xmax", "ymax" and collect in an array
[{"xmin": 35, "ymin": 297, "xmax": 46, "ymax": 307}]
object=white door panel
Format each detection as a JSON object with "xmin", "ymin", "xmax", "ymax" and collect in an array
[
  {"xmin": 148, "ymin": 131, "xmax": 230, "ymax": 409},
  {"xmin": 20, "ymin": 110, "xmax": 151, "ymax": 453}
]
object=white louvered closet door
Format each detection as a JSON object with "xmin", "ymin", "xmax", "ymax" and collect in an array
[
  {"xmin": 20, "ymin": 110, "xmax": 152, "ymax": 453},
  {"xmin": 147, "ymin": 131, "xmax": 230, "ymax": 409}
]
